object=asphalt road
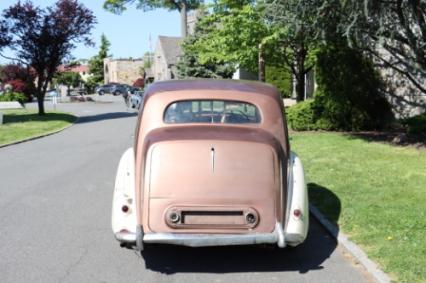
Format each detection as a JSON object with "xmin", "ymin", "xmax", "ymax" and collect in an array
[{"xmin": 0, "ymin": 98, "xmax": 371, "ymax": 283}]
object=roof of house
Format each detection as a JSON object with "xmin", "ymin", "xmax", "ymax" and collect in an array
[
  {"xmin": 158, "ymin": 36, "xmax": 182, "ymax": 66},
  {"xmin": 58, "ymin": 64, "xmax": 89, "ymax": 73}
]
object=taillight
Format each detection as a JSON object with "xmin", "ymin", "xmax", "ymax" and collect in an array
[{"xmin": 293, "ymin": 209, "xmax": 302, "ymax": 218}]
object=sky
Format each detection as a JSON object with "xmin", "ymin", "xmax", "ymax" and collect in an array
[{"xmin": 0, "ymin": 0, "xmax": 181, "ymax": 63}]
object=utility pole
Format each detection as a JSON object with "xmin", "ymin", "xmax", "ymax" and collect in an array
[{"xmin": 258, "ymin": 43, "xmax": 265, "ymax": 82}]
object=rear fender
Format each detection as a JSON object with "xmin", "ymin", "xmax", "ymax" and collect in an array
[
  {"xmin": 284, "ymin": 151, "xmax": 309, "ymax": 246},
  {"xmin": 112, "ymin": 148, "xmax": 137, "ymax": 239}
]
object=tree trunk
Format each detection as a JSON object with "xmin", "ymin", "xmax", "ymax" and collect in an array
[
  {"xmin": 180, "ymin": 2, "xmax": 187, "ymax": 38},
  {"xmin": 295, "ymin": 74, "xmax": 305, "ymax": 102},
  {"xmin": 258, "ymin": 43, "xmax": 265, "ymax": 82},
  {"xmin": 37, "ymin": 93, "xmax": 45, "ymax": 115},
  {"xmin": 35, "ymin": 75, "xmax": 45, "ymax": 115},
  {"xmin": 295, "ymin": 47, "xmax": 306, "ymax": 102}
]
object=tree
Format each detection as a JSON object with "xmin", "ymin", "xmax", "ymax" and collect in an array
[
  {"xmin": 313, "ymin": 43, "xmax": 394, "ymax": 130},
  {"xmin": 0, "ymin": 19, "xmax": 10, "ymax": 50},
  {"xmin": 88, "ymin": 34, "xmax": 111, "ymax": 85},
  {"xmin": 177, "ymin": 9, "xmax": 236, "ymax": 79},
  {"xmin": 177, "ymin": 40, "xmax": 235, "ymax": 79},
  {"xmin": 317, "ymin": 0, "xmax": 426, "ymax": 95},
  {"xmin": 265, "ymin": 65, "xmax": 292, "ymax": 98},
  {"xmin": 103, "ymin": 0, "xmax": 203, "ymax": 37},
  {"xmin": 265, "ymin": 0, "xmax": 320, "ymax": 102},
  {"xmin": 55, "ymin": 71, "xmax": 81, "ymax": 96},
  {"xmin": 0, "ymin": 0, "xmax": 95, "ymax": 115},
  {"xmin": 183, "ymin": 4, "xmax": 275, "ymax": 81},
  {"xmin": 194, "ymin": 5, "xmax": 269, "ymax": 72}
]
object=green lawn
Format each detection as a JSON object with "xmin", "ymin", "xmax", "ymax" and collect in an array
[
  {"xmin": 0, "ymin": 109, "xmax": 76, "ymax": 146},
  {"xmin": 290, "ymin": 132, "xmax": 426, "ymax": 283}
]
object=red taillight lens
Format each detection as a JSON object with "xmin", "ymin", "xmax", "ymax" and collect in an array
[
  {"xmin": 121, "ymin": 205, "xmax": 129, "ymax": 213},
  {"xmin": 293, "ymin": 209, "xmax": 302, "ymax": 218}
]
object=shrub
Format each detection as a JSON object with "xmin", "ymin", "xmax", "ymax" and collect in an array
[
  {"xmin": 84, "ymin": 76, "xmax": 98, "ymax": 94},
  {"xmin": 286, "ymin": 100, "xmax": 317, "ymax": 131},
  {"xmin": 0, "ymin": 92, "xmax": 27, "ymax": 104},
  {"xmin": 0, "ymin": 64, "xmax": 35, "ymax": 101},
  {"xmin": 404, "ymin": 113, "xmax": 426, "ymax": 135},
  {"xmin": 314, "ymin": 44, "xmax": 394, "ymax": 131}
]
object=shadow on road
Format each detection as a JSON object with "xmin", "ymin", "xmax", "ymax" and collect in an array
[
  {"xmin": 76, "ymin": 112, "xmax": 138, "ymax": 124},
  {"xmin": 141, "ymin": 185, "xmax": 341, "ymax": 275}
]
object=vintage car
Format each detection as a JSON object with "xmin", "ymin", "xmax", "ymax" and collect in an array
[{"xmin": 112, "ymin": 79, "xmax": 308, "ymax": 251}]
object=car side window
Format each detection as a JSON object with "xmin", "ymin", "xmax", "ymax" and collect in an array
[{"xmin": 164, "ymin": 100, "xmax": 261, "ymax": 124}]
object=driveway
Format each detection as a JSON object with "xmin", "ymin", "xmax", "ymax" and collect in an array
[{"xmin": 0, "ymin": 98, "xmax": 372, "ymax": 282}]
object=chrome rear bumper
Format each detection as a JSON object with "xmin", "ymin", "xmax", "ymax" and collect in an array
[{"xmin": 115, "ymin": 223, "xmax": 286, "ymax": 248}]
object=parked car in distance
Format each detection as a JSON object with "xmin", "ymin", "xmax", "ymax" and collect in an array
[
  {"xmin": 112, "ymin": 79, "xmax": 309, "ymax": 251},
  {"xmin": 96, "ymin": 83, "xmax": 128, "ymax": 96},
  {"xmin": 111, "ymin": 84, "xmax": 130, "ymax": 96}
]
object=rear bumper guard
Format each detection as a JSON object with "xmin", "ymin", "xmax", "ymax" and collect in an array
[{"xmin": 115, "ymin": 223, "xmax": 287, "ymax": 248}]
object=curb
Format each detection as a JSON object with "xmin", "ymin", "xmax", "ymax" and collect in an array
[
  {"xmin": 0, "ymin": 116, "xmax": 78, "ymax": 149},
  {"xmin": 310, "ymin": 204, "xmax": 391, "ymax": 283}
]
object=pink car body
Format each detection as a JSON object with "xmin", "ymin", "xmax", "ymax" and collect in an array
[{"xmin": 112, "ymin": 79, "xmax": 308, "ymax": 250}]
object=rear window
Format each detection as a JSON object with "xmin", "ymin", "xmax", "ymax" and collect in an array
[{"xmin": 164, "ymin": 100, "xmax": 261, "ymax": 124}]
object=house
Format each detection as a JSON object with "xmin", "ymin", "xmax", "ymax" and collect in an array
[
  {"xmin": 57, "ymin": 64, "xmax": 90, "ymax": 82},
  {"xmin": 103, "ymin": 58, "xmax": 146, "ymax": 85},
  {"xmin": 153, "ymin": 36, "xmax": 182, "ymax": 81}
]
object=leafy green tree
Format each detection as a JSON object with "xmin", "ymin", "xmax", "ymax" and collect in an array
[
  {"xmin": 316, "ymin": 0, "xmax": 426, "ymax": 95},
  {"xmin": 88, "ymin": 34, "xmax": 110, "ymax": 85},
  {"xmin": 177, "ymin": 9, "xmax": 236, "ymax": 79},
  {"xmin": 103, "ymin": 0, "xmax": 203, "ymax": 37},
  {"xmin": 180, "ymin": 2, "xmax": 295, "ymax": 95},
  {"xmin": 189, "ymin": 1, "xmax": 316, "ymax": 101},
  {"xmin": 55, "ymin": 72, "xmax": 81, "ymax": 96},
  {"xmin": 190, "ymin": 5, "xmax": 270, "ymax": 75},
  {"xmin": 265, "ymin": 0, "xmax": 320, "ymax": 102}
]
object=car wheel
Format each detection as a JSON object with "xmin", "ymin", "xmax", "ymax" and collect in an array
[
  {"xmin": 114, "ymin": 91, "xmax": 120, "ymax": 96},
  {"xmin": 99, "ymin": 90, "xmax": 104, "ymax": 96}
]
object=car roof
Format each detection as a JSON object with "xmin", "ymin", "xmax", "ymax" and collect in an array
[{"xmin": 144, "ymin": 79, "xmax": 282, "ymax": 103}]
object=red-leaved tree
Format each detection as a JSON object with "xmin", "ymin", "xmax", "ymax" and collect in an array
[
  {"xmin": 0, "ymin": 0, "xmax": 95, "ymax": 114},
  {"xmin": 133, "ymin": 78, "xmax": 145, "ymax": 88}
]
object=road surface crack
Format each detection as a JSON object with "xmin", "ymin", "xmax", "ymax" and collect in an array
[{"xmin": 58, "ymin": 247, "xmax": 89, "ymax": 282}]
